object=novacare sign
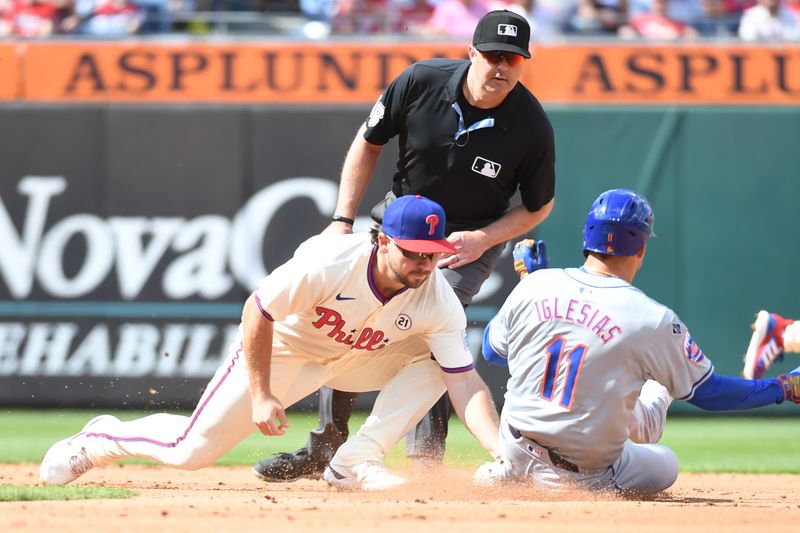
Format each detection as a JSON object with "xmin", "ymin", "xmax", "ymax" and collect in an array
[
  {"xmin": 0, "ymin": 177, "xmax": 496, "ymax": 380},
  {"xmin": 1, "ymin": 176, "xmax": 338, "ymax": 299},
  {"xmin": 0, "ymin": 175, "xmax": 337, "ymax": 378}
]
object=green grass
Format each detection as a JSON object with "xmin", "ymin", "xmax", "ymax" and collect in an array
[
  {"xmin": 0, "ymin": 484, "xmax": 134, "ymax": 501},
  {"xmin": 660, "ymin": 417, "xmax": 800, "ymax": 473},
  {"xmin": 1, "ymin": 409, "xmax": 798, "ymax": 473}
]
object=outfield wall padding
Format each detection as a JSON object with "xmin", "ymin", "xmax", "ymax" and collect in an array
[{"xmin": 0, "ymin": 103, "xmax": 797, "ymax": 414}]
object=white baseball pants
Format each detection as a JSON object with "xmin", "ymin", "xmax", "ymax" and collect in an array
[{"xmin": 81, "ymin": 338, "xmax": 445, "ymax": 471}]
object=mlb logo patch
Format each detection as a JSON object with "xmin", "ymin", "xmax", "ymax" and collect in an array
[
  {"xmin": 498, "ymin": 24, "xmax": 517, "ymax": 36},
  {"xmin": 472, "ymin": 156, "xmax": 501, "ymax": 178},
  {"xmin": 462, "ymin": 329, "xmax": 470, "ymax": 351},
  {"xmin": 526, "ymin": 444, "xmax": 543, "ymax": 458},
  {"xmin": 672, "ymin": 323, "xmax": 682, "ymax": 334}
]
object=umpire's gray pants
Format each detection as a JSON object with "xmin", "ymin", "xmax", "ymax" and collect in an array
[{"xmin": 404, "ymin": 241, "xmax": 505, "ymax": 459}]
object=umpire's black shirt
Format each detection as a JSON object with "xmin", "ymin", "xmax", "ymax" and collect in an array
[{"xmin": 364, "ymin": 58, "xmax": 556, "ymax": 233}]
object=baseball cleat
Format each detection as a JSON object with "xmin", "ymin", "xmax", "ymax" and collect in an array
[
  {"xmin": 323, "ymin": 461, "xmax": 406, "ymax": 491},
  {"xmin": 252, "ymin": 447, "xmax": 327, "ymax": 482},
  {"xmin": 743, "ymin": 311, "xmax": 790, "ymax": 380},
  {"xmin": 39, "ymin": 414, "xmax": 117, "ymax": 485}
]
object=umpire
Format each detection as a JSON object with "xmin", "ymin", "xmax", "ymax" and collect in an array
[{"xmin": 253, "ymin": 9, "xmax": 556, "ymax": 481}]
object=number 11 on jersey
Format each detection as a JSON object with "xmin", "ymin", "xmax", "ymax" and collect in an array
[{"xmin": 540, "ymin": 336, "xmax": 588, "ymax": 410}]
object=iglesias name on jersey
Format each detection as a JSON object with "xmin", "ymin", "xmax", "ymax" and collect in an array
[{"xmin": 485, "ymin": 267, "xmax": 713, "ymax": 470}]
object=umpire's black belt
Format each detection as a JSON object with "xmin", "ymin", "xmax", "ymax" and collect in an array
[{"xmin": 508, "ymin": 424, "xmax": 580, "ymax": 473}]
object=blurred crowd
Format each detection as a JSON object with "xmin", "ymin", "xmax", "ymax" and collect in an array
[
  {"xmin": 310, "ymin": 0, "xmax": 800, "ymax": 41},
  {"xmin": 1, "ymin": 0, "xmax": 799, "ymax": 40},
  {"xmin": 0, "ymin": 0, "xmax": 163, "ymax": 36}
]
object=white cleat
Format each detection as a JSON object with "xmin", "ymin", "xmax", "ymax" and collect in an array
[
  {"xmin": 39, "ymin": 415, "xmax": 117, "ymax": 485},
  {"xmin": 323, "ymin": 461, "xmax": 406, "ymax": 491}
]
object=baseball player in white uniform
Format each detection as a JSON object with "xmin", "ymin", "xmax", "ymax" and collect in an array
[
  {"xmin": 476, "ymin": 189, "xmax": 800, "ymax": 493},
  {"xmin": 40, "ymin": 195, "xmax": 500, "ymax": 491}
]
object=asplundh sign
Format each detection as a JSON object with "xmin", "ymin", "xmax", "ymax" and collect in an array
[{"xmin": 2, "ymin": 42, "xmax": 798, "ymax": 104}]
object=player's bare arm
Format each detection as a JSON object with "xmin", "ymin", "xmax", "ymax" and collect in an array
[
  {"xmin": 241, "ymin": 294, "xmax": 290, "ymax": 436},
  {"xmin": 324, "ymin": 124, "xmax": 383, "ymax": 235},
  {"xmin": 440, "ymin": 198, "xmax": 554, "ymax": 270},
  {"xmin": 441, "ymin": 369, "xmax": 500, "ymax": 458}
]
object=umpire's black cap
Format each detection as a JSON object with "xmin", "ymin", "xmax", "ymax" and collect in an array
[{"xmin": 472, "ymin": 10, "xmax": 531, "ymax": 59}]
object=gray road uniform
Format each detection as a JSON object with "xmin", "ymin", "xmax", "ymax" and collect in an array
[{"xmin": 483, "ymin": 267, "xmax": 712, "ymax": 492}]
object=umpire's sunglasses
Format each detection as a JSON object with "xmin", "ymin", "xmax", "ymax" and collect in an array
[
  {"xmin": 389, "ymin": 238, "xmax": 438, "ymax": 262},
  {"xmin": 480, "ymin": 50, "xmax": 526, "ymax": 67}
]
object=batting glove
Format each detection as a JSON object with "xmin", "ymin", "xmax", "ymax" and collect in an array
[
  {"xmin": 777, "ymin": 366, "xmax": 800, "ymax": 404},
  {"xmin": 513, "ymin": 239, "xmax": 548, "ymax": 279}
]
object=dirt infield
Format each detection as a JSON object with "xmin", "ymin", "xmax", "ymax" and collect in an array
[{"xmin": 1, "ymin": 464, "xmax": 799, "ymax": 532}]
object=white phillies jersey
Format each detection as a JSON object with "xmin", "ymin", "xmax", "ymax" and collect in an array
[
  {"xmin": 486, "ymin": 267, "xmax": 714, "ymax": 470},
  {"xmin": 250, "ymin": 232, "xmax": 472, "ymax": 372}
]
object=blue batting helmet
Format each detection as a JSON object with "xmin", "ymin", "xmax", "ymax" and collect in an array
[{"xmin": 583, "ymin": 189, "xmax": 655, "ymax": 256}]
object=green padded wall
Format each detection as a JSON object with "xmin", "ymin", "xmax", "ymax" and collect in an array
[{"xmin": 540, "ymin": 106, "xmax": 800, "ymax": 412}]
